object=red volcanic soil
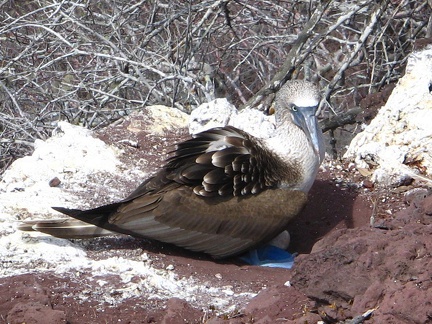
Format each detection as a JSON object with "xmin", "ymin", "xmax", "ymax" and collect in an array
[{"xmin": 1, "ymin": 107, "xmax": 431, "ymax": 324}]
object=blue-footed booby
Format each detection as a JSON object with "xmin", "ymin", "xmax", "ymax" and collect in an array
[{"xmin": 19, "ymin": 80, "xmax": 324, "ymax": 259}]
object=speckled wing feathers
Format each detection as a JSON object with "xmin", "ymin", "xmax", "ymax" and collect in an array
[{"xmin": 163, "ymin": 126, "xmax": 284, "ymax": 197}]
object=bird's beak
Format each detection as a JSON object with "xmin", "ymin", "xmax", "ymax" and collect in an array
[{"xmin": 292, "ymin": 106, "xmax": 324, "ymax": 162}]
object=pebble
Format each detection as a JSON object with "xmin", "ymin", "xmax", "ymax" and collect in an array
[{"xmin": 49, "ymin": 177, "xmax": 61, "ymax": 187}]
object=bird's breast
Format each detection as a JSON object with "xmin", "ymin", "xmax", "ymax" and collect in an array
[{"xmin": 264, "ymin": 129, "xmax": 321, "ymax": 192}]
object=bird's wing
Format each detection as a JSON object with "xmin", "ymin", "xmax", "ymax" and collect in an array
[
  {"xmin": 115, "ymin": 187, "xmax": 307, "ymax": 258},
  {"xmin": 125, "ymin": 126, "xmax": 298, "ymax": 199},
  {"xmin": 50, "ymin": 187, "xmax": 307, "ymax": 258}
]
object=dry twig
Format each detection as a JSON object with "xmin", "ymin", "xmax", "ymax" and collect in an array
[{"xmin": 0, "ymin": 0, "xmax": 430, "ymax": 175}]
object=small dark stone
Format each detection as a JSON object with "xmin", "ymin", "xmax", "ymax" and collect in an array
[
  {"xmin": 362, "ymin": 179, "xmax": 374, "ymax": 189},
  {"xmin": 49, "ymin": 177, "xmax": 61, "ymax": 187},
  {"xmin": 397, "ymin": 176, "xmax": 414, "ymax": 187}
]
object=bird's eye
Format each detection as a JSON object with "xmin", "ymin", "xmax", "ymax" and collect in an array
[{"xmin": 291, "ymin": 105, "xmax": 298, "ymax": 112}]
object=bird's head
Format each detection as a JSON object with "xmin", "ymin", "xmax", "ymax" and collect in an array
[{"xmin": 273, "ymin": 80, "xmax": 324, "ymax": 162}]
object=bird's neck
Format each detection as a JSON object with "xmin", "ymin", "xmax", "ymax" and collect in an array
[{"xmin": 264, "ymin": 122, "xmax": 321, "ymax": 192}]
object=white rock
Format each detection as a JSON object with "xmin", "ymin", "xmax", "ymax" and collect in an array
[
  {"xmin": 268, "ymin": 230, "xmax": 290, "ymax": 250},
  {"xmin": 233, "ymin": 107, "xmax": 276, "ymax": 139},
  {"xmin": 189, "ymin": 98, "xmax": 237, "ymax": 134},
  {"xmin": 2, "ymin": 122, "xmax": 120, "ymax": 189},
  {"xmin": 140, "ymin": 105, "xmax": 189, "ymax": 135},
  {"xmin": 189, "ymin": 98, "xmax": 276, "ymax": 138},
  {"xmin": 344, "ymin": 46, "xmax": 432, "ymax": 186},
  {"xmin": 0, "ymin": 121, "xmax": 123, "ymax": 216}
]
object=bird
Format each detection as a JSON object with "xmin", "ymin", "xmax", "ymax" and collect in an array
[{"xmin": 19, "ymin": 80, "xmax": 325, "ymax": 259}]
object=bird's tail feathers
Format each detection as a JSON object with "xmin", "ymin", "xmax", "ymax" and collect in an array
[
  {"xmin": 17, "ymin": 218, "xmax": 115, "ymax": 239},
  {"xmin": 17, "ymin": 202, "xmax": 123, "ymax": 239},
  {"xmin": 52, "ymin": 202, "xmax": 122, "ymax": 227}
]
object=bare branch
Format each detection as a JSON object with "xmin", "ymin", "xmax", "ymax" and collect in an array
[{"xmin": 1, "ymin": 0, "xmax": 430, "ymax": 174}]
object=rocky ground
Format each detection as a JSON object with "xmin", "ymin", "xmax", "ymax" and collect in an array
[{"xmin": 1, "ymin": 104, "xmax": 431, "ymax": 324}]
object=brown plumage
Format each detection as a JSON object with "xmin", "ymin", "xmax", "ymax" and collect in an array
[{"xmin": 19, "ymin": 80, "xmax": 324, "ymax": 258}]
